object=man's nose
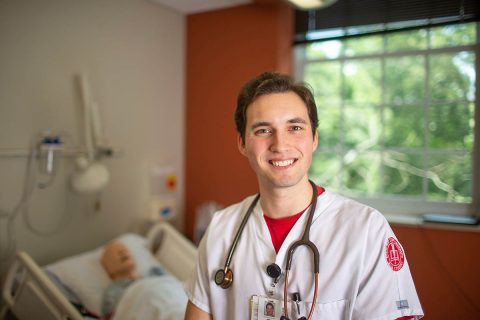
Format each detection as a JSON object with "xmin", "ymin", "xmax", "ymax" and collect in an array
[{"xmin": 270, "ymin": 131, "xmax": 290, "ymax": 152}]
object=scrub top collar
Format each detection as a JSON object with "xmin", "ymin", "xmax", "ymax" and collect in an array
[{"xmin": 249, "ymin": 189, "xmax": 336, "ymax": 272}]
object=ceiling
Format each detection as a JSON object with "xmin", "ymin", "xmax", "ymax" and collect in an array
[{"xmin": 148, "ymin": 0, "xmax": 253, "ymax": 14}]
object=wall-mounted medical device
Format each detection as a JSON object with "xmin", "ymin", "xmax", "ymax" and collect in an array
[
  {"xmin": 37, "ymin": 132, "xmax": 64, "ymax": 189},
  {"xmin": 70, "ymin": 73, "xmax": 111, "ymax": 194},
  {"xmin": 0, "ymin": 73, "xmax": 118, "ymax": 263}
]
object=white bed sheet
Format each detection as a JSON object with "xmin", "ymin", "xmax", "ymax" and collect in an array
[{"xmin": 113, "ymin": 275, "xmax": 188, "ymax": 320}]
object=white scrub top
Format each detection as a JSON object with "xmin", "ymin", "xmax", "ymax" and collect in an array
[{"xmin": 185, "ymin": 190, "xmax": 424, "ymax": 320}]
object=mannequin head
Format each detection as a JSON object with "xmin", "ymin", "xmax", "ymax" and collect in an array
[{"xmin": 101, "ymin": 241, "xmax": 139, "ymax": 280}]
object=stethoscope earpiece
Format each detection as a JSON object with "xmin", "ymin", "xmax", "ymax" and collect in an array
[{"xmin": 214, "ymin": 268, "xmax": 233, "ymax": 289}]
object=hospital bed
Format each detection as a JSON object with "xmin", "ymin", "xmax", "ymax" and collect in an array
[{"xmin": 1, "ymin": 222, "xmax": 197, "ymax": 320}]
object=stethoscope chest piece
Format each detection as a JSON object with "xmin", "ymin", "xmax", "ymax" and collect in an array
[
  {"xmin": 214, "ymin": 194, "xmax": 260, "ymax": 290},
  {"xmin": 215, "ymin": 268, "xmax": 233, "ymax": 289}
]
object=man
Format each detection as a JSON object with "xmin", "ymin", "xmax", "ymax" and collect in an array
[
  {"xmin": 184, "ymin": 72, "xmax": 423, "ymax": 319},
  {"xmin": 265, "ymin": 302, "xmax": 275, "ymax": 317}
]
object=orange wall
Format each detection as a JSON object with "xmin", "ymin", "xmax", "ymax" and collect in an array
[
  {"xmin": 392, "ymin": 224, "xmax": 480, "ymax": 319},
  {"xmin": 185, "ymin": 2, "xmax": 293, "ymax": 238},
  {"xmin": 184, "ymin": 4, "xmax": 480, "ymax": 319}
]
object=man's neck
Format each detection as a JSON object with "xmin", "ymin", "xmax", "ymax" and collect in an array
[{"xmin": 259, "ymin": 178, "xmax": 314, "ymax": 219}]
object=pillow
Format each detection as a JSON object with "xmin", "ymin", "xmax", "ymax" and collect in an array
[
  {"xmin": 45, "ymin": 233, "xmax": 163, "ymax": 316},
  {"xmin": 117, "ymin": 234, "xmax": 161, "ymax": 277}
]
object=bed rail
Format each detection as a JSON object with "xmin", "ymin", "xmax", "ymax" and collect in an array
[
  {"xmin": 145, "ymin": 221, "xmax": 197, "ymax": 282},
  {"xmin": 1, "ymin": 251, "xmax": 83, "ymax": 320}
]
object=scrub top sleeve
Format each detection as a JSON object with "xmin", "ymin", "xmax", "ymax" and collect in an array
[
  {"xmin": 353, "ymin": 215, "xmax": 424, "ymax": 320},
  {"xmin": 184, "ymin": 228, "xmax": 212, "ymax": 315}
]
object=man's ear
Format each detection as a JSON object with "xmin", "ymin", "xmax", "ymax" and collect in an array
[
  {"xmin": 313, "ymin": 130, "xmax": 319, "ymax": 151},
  {"xmin": 237, "ymin": 134, "xmax": 247, "ymax": 156}
]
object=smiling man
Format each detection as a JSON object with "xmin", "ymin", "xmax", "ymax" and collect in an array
[{"xmin": 184, "ymin": 72, "xmax": 423, "ymax": 320}]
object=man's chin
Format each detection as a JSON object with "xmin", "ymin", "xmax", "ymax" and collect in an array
[{"xmin": 263, "ymin": 176, "xmax": 306, "ymax": 189}]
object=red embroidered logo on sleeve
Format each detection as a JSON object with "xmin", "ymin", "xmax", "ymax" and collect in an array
[{"xmin": 385, "ymin": 237, "xmax": 405, "ymax": 271}]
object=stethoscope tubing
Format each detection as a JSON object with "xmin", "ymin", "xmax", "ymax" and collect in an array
[
  {"xmin": 282, "ymin": 180, "xmax": 319, "ymax": 320},
  {"xmin": 224, "ymin": 194, "xmax": 260, "ymax": 269},
  {"xmin": 283, "ymin": 271, "xmax": 318, "ymax": 320}
]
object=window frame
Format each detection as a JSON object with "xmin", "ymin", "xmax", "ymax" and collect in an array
[{"xmin": 294, "ymin": 22, "xmax": 480, "ymax": 218}]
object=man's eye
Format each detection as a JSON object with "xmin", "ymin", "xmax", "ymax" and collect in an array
[
  {"xmin": 255, "ymin": 128, "xmax": 271, "ymax": 135},
  {"xmin": 290, "ymin": 126, "xmax": 304, "ymax": 131}
]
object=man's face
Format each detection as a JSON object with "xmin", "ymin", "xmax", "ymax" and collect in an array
[
  {"xmin": 238, "ymin": 91, "xmax": 318, "ymax": 190},
  {"xmin": 266, "ymin": 303, "xmax": 274, "ymax": 316}
]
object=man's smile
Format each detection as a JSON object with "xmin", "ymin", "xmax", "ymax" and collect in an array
[{"xmin": 269, "ymin": 159, "xmax": 297, "ymax": 167}]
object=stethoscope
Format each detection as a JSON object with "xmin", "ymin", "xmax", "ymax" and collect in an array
[{"xmin": 214, "ymin": 180, "xmax": 320, "ymax": 320}]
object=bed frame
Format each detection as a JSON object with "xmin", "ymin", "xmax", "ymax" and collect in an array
[{"xmin": 1, "ymin": 222, "xmax": 197, "ymax": 320}]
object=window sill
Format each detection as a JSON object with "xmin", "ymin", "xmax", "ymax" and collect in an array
[
  {"xmin": 385, "ymin": 213, "xmax": 480, "ymax": 232},
  {"xmin": 384, "ymin": 213, "xmax": 423, "ymax": 225}
]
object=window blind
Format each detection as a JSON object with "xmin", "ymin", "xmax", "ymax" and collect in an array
[{"xmin": 294, "ymin": 0, "xmax": 480, "ymax": 44}]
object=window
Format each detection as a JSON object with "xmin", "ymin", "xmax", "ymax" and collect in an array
[{"xmin": 295, "ymin": 22, "xmax": 479, "ymax": 216}]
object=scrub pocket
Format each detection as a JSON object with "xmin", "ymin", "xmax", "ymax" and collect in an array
[{"xmin": 303, "ymin": 299, "xmax": 348, "ymax": 320}]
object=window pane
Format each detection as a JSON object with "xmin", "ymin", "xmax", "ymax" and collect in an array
[
  {"xmin": 345, "ymin": 35, "xmax": 382, "ymax": 57},
  {"xmin": 430, "ymin": 52, "xmax": 475, "ymax": 102},
  {"xmin": 344, "ymin": 104, "xmax": 381, "ymax": 149},
  {"xmin": 306, "ymin": 40, "xmax": 342, "ymax": 60},
  {"xmin": 383, "ymin": 151, "xmax": 424, "ymax": 197},
  {"xmin": 304, "ymin": 61, "xmax": 342, "ymax": 105},
  {"xmin": 385, "ymin": 55, "xmax": 425, "ymax": 105},
  {"xmin": 430, "ymin": 23, "xmax": 476, "ymax": 48},
  {"xmin": 310, "ymin": 152, "xmax": 342, "ymax": 189},
  {"xmin": 428, "ymin": 102, "xmax": 474, "ymax": 149},
  {"xmin": 386, "ymin": 29, "xmax": 427, "ymax": 52},
  {"xmin": 384, "ymin": 104, "xmax": 424, "ymax": 148},
  {"xmin": 343, "ymin": 151, "xmax": 381, "ymax": 195},
  {"xmin": 297, "ymin": 22, "xmax": 477, "ymax": 209},
  {"xmin": 317, "ymin": 105, "xmax": 341, "ymax": 148},
  {"xmin": 427, "ymin": 153, "xmax": 472, "ymax": 203},
  {"xmin": 343, "ymin": 59, "xmax": 381, "ymax": 103}
]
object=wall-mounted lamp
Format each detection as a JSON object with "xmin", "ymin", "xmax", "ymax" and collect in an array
[
  {"xmin": 71, "ymin": 73, "xmax": 111, "ymax": 194},
  {"xmin": 287, "ymin": 0, "xmax": 337, "ymax": 10}
]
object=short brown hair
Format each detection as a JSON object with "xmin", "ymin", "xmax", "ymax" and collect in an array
[{"xmin": 235, "ymin": 71, "xmax": 318, "ymax": 144}]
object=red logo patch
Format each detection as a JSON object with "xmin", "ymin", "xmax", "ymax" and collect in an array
[{"xmin": 385, "ymin": 237, "xmax": 404, "ymax": 271}]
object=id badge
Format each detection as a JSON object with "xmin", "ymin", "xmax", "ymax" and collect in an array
[{"xmin": 249, "ymin": 295, "xmax": 293, "ymax": 320}]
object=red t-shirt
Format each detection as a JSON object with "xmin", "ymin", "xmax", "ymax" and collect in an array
[{"xmin": 264, "ymin": 186, "xmax": 325, "ymax": 253}]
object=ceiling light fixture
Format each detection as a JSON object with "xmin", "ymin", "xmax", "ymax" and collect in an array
[{"xmin": 287, "ymin": 0, "xmax": 337, "ymax": 10}]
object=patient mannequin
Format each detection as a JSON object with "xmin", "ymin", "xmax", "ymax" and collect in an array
[
  {"xmin": 101, "ymin": 241, "xmax": 140, "ymax": 281},
  {"xmin": 100, "ymin": 241, "xmax": 163, "ymax": 318}
]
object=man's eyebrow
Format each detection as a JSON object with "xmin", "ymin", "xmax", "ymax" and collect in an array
[
  {"xmin": 250, "ymin": 121, "xmax": 271, "ymax": 130},
  {"xmin": 288, "ymin": 117, "xmax": 308, "ymax": 124},
  {"xmin": 250, "ymin": 118, "xmax": 308, "ymax": 130}
]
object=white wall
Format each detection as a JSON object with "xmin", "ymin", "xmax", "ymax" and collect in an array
[{"xmin": 0, "ymin": 0, "xmax": 185, "ymax": 269}]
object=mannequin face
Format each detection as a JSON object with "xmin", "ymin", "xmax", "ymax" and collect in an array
[{"xmin": 101, "ymin": 241, "xmax": 138, "ymax": 280}]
